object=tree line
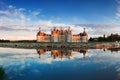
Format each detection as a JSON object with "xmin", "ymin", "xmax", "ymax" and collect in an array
[
  {"xmin": 1, "ymin": 33, "xmax": 120, "ymax": 43},
  {"xmin": 89, "ymin": 34, "xmax": 120, "ymax": 42},
  {"xmin": 0, "ymin": 39, "xmax": 10, "ymax": 42},
  {"xmin": 0, "ymin": 39, "xmax": 36, "ymax": 43}
]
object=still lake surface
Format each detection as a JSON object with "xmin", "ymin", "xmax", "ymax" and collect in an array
[{"xmin": 0, "ymin": 47, "xmax": 120, "ymax": 80}]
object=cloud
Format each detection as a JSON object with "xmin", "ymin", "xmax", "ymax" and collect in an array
[
  {"xmin": 0, "ymin": 2, "xmax": 120, "ymax": 40},
  {"xmin": 0, "ymin": 4, "xmax": 41, "ymax": 40},
  {"xmin": 0, "ymin": 6, "xmax": 28, "ymax": 26},
  {"xmin": 116, "ymin": 0, "xmax": 120, "ymax": 4},
  {"xmin": 8, "ymin": 5, "xmax": 15, "ymax": 9},
  {"xmin": 72, "ymin": 17, "xmax": 79, "ymax": 21},
  {"xmin": 0, "ymin": 10, "xmax": 11, "ymax": 16},
  {"xmin": 51, "ymin": 16, "xmax": 61, "ymax": 20},
  {"xmin": 31, "ymin": 10, "xmax": 40, "ymax": 16},
  {"xmin": 116, "ymin": 0, "xmax": 120, "ymax": 19},
  {"xmin": 116, "ymin": 6, "xmax": 120, "ymax": 18},
  {"xmin": 33, "ymin": 20, "xmax": 89, "ymax": 35},
  {"xmin": 74, "ymin": 24, "xmax": 120, "ymax": 38},
  {"xmin": 0, "ymin": 26, "xmax": 32, "ymax": 31},
  {"xmin": 0, "ymin": 1, "xmax": 8, "ymax": 10}
]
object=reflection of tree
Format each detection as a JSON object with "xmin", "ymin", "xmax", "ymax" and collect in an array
[
  {"xmin": 0, "ymin": 67, "xmax": 8, "ymax": 80},
  {"xmin": 107, "ymin": 48, "xmax": 120, "ymax": 52}
]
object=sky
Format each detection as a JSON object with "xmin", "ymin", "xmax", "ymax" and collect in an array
[{"xmin": 0, "ymin": 0, "xmax": 120, "ymax": 40}]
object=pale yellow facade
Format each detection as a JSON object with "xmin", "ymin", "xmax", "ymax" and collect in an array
[{"xmin": 36, "ymin": 27, "xmax": 88, "ymax": 42}]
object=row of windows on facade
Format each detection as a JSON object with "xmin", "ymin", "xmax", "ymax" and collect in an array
[{"xmin": 36, "ymin": 27, "xmax": 88, "ymax": 42}]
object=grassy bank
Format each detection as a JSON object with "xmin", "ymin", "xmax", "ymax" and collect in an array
[{"xmin": 0, "ymin": 41, "xmax": 118, "ymax": 49}]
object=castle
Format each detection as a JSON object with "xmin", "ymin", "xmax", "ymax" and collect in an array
[{"xmin": 36, "ymin": 27, "xmax": 88, "ymax": 42}]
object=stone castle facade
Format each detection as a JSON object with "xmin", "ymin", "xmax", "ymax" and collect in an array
[{"xmin": 36, "ymin": 27, "xmax": 88, "ymax": 42}]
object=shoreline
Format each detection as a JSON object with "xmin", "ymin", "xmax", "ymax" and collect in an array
[{"xmin": 0, "ymin": 42, "xmax": 119, "ymax": 49}]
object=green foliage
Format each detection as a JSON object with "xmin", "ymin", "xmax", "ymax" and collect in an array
[
  {"xmin": 15, "ymin": 40, "xmax": 36, "ymax": 43},
  {"xmin": 0, "ymin": 67, "xmax": 8, "ymax": 80},
  {"xmin": 0, "ymin": 39, "xmax": 10, "ymax": 42},
  {"xmin": 89, "ymin": 33, "xmax": 120, "ymax": 42},
  {"xmin": 0, "ymin": 39, "xmax": 36, "ymax": 43}
]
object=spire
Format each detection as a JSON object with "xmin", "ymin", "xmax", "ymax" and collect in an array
[
  {"xmin": 68, "ymin": 26, "xmax": 70, "ymax": 30},
  {"xmin": 84, "ymin": 28, "xmax": 85, "ymax": 32},
  {"xmin": 83, "ymin": 28, "xmax": 87, "ymax": 36},
  {"xmin": 60, "ymin": 27, "xmax": 63, "ymax": 30},
  {"xmin": 53, "ymin": 26, "xmax": 56, "ymax": 30},
  {"xmin": 39, "ymin": 27, "xmax": 41, "ymax": 32}
]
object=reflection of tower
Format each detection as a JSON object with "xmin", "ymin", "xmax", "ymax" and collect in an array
[
  {"xmin": 83, "ymin": 51, "xmax": 86, "ymax": 57},
  {"xmin": 51, "ymin": 50, "xmax": 60, "ymax": 59},
  {"xmin": 79, "ymin": 49, "xmax": 88, "ymax": 57},
  {"xmin": 67, "ymin": 50, "xmax": 72, "ymax": 59},
  {"xmin": 36, "ymin": 49, "xmax": 47, "ymax": 58},
  {"xmin": 72, "ymin": 48, "xmax": 88, "ymax": 57},
  {"xmin": 103, "ymin": 48, "xmax": 106, "ymax": 52},
  {"xmin": 60, "ymin": 50, "xmax": 64, "ymax": 59},
  {"xmin": 51, "ymin": 49, "xmax": 72, "ymax": 59}
]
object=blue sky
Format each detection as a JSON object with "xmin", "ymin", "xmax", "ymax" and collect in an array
[
  {"xmin": 0, "ymin": 0, "xmax": 120, "ymax": 40},
  {"xmin": 3, "ymin": 0, "xmax": 117, "ymax": 24}
]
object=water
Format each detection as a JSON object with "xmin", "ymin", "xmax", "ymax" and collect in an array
[{"xmin": 0, "ymin": 47, "xmax": 120, "ymax": 80}]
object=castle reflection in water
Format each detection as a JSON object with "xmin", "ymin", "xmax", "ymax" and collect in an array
[
  {"xmin": 36, "ymin": 48, "xmax": 88, "ymax": 59},
  {"xmin": 36, "ymin": 47, "xmax": 120, "ymax": 59}
]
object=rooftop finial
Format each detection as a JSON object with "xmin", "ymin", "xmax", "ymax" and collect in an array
[
  {"xmin": 68, "ymin": 26, "xmax": 70, "ymax": 30},
  {"xmin": 39, "ymin": 27, "xmax": 41, "ymax": 32},
  {"xmin": 53, "ymin": 26, "xmax": 56, "ymax": 30},
  {"xmin": 84, "ymin": 28, "xmax": 85, "ymax": 32},
  {"xmin": 61, "ymin": 27, "xmax": 63, "ymax": 30}
]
